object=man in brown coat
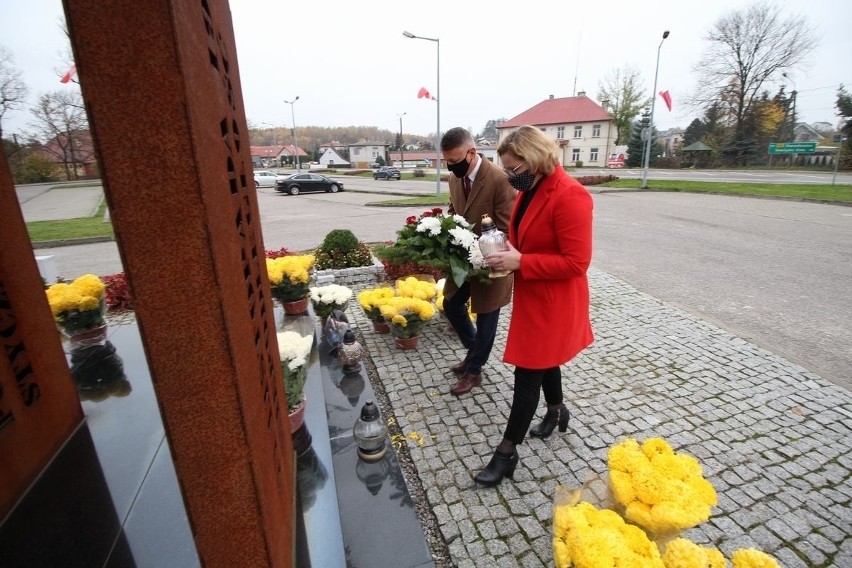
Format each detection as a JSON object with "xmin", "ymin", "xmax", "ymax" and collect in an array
[{"xmin": 440, "ymin": 127, "xmax": 516, "ymax": 395}]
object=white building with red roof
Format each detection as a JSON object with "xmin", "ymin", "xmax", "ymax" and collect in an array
[{"xmin": 497, "ymin": 92, "xmax": 615, "ymax": 168}]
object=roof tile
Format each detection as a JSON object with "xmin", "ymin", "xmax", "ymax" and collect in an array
[{"xmin": 499, "ymin": 95, "xmax": 611, "ymax": 128}]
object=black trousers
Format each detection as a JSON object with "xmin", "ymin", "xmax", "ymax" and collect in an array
[
  {"xmin": 443, "ymin": 280, "xmax": 500, "ymax": 374},
  {"xmin": 503, "ymin": 366, "xmax": 563, "ymax": 445}
]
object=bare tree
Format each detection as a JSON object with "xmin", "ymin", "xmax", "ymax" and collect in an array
[
  {"xmin": 596, "ymin": 66, "xmax": 649, "ymax": 145},
  {"xmin": 694, "ymin": 1, "xmax": 818, "ymax": 161},
  {"xmin": 0, "ymin": 45, "xmax": 29, "ymax": 140},
  {"xmin": 29, "ymin": 90, "xmax": 89, "ymax": 180}
]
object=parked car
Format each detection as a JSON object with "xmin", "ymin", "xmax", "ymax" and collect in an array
[
  {"xmin": 373, "ymin": 166, "xmax": 401, "ymax": 180},
  {"xmin": 253, "ymin": 170, "xmax": 281, "ymax": 188},
  {"xmin": 275, "ymin": 173, "xmax": 344, "ymax": 195}
]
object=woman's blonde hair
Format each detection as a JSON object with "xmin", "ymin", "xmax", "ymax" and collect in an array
[{"xmin": 497, "ymin": 125, "xmax": 559, "ymax": 176}]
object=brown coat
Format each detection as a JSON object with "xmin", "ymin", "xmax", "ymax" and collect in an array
[{"xmin": 445, "ymin": 156, "xmax": 517, "ymax": 313}]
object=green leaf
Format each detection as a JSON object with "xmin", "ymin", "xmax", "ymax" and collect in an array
[{"xmin": 448, "ymin": 255, "xmax": 469, "ymax": 288}]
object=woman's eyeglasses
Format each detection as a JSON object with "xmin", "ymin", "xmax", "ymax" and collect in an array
[{"xmin": 504, "ymin": 162, "xmax": 524, "ymax": 178}]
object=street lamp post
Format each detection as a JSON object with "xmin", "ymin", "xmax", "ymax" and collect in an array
[
  {"xmin": 641, "ymin": 30, "xmax": 669, "ymax": 190},
  {"xmin": 284, "ymin": 96, "xmax": 300, "ymax": 171},
  {"xmin": 403, "ymin": 31, "xmax": 441, "ymax": 196},
  {"xmin": 397, "ymin": 112, "xmax": 406, "ymax": 168}
]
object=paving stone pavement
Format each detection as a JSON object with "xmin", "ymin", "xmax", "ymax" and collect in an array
[{"xmin": 343, "ymin": 267, "xmax": 851, "ymax": 568}]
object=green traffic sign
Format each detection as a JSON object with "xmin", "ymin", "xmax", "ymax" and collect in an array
[{"xmin": 768, "ymin": 142, "xmax": 817, "ymax": 154}]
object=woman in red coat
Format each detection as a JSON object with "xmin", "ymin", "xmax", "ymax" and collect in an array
[{"xmin": 477, "ymin": 125, "xmax": 594, "ymax": 487}]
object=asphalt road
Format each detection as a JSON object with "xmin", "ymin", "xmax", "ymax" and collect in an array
[
  {"xmin": 591, "ymin": 191, "xmax": 851, "ymax": 390},
  {"xmin": 28, "ymin": 179, "xmax": 851, "ymax": 390},
  {"xmin": 593, "ymin": 168, "xmax": 852, "ymax": 185}
]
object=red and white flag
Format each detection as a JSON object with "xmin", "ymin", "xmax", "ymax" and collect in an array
[
  {"xmin": 417, "ymin": 86, "xmax": 436, "ymax": 101},
  {"xmin": 60, "ymin": 64, "xmax": 77, "ymax": 84},
  {"xmin": 659, "ymin": 90, "xmax": 672, "ymax": 111}
]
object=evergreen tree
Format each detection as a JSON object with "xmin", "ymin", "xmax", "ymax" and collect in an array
[
  {"xmin": 478, "ymin": 119, "xmax": 505, "ymax": 140},
  {"xmin": 835, "ymin": 84, "xmax": 852, "ymax": 169},
  {"xmin": 625, "ymin": 110, "xmax": 649, "ymax": 168},
  {"xmin": 683, "ymin": 119, "xmax": 705, "ymax": 147}
]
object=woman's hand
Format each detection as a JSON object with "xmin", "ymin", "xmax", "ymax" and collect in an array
[{"xmin": 484, "ymin": 242, "xmax": 521, "ymax": 272}]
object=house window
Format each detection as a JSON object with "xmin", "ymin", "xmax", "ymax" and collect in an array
[
  {"xmin": 572, "ymin": 148, "xmax": 581, "ymax": 161},
  {"xmin": 590, "ymin": 148, "xmax": 599, "ymax": 162},
  {"xmin": 592, "ymin": 124, "xmax": 601, "ymax": 137},
  {"xmin": 557, "ymin": 126, "xmax": 565, "ymax": 139},
  {"xmin": 573, "ymin": 125, "xmax": 582, "ymax": 138}
]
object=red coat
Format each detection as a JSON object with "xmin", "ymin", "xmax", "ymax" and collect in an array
[{"xmin": 503, "ymin": 167, "xmax": 593, "ymax": 369}]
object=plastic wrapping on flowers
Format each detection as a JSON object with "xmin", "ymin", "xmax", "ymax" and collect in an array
[{"xmin": 552, "ymin": 484, "xmax": 664, "ymax": 568}]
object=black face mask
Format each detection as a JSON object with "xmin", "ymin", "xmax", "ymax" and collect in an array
[
  {"xmin": 508, "ymin": 170, "xmax": 536, "ymax": 191},
  {"xmin": 446, "ymin": 151, "xmax": 471, "ymax": 178}
]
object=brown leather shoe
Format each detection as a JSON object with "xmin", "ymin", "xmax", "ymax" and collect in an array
[
  {"xmin": 449, "ymin": 357, "xmax": 468, "ymax": 375},
  {"xmin": 450, "ymin": 371, "xmax": 482, "ymax": 396}
]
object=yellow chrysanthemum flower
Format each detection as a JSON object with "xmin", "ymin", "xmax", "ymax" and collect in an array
[
  {"xmin": 391, "ymin": 314, "xmax": 408, "ymax": 327},
  {"xmin": 70, "ymin": 273, "xmax": 106, "ymax": 299},
  {"xmin": 379, "ymin": 304, "xmax": 398, "ymax": 319},
  {"xmin": 662, "ymin": 537, "xmax": 726, "ymax": 568},
  {"xmin": 607, "ymin": 437, "xmax": 717, "ymax": 534},
  {"xmin": 78, "ymin": 296, "xmax": 101, "ymax": 312},
  {"xmin": 553, "ymin": 501, "xmax": 665, "ymax": 568},
  {"xmin": 642, "ymin": 437, "xmax": 675, "ymax": 459},
  {"xmin": 553, "ymin": 538, "xmax": 571, "ymax": 568},
  {"xmin": 731, "ymin": 548, "xmax": 780, "ymax": 568},
  {"xmin": 395, "ymin": 277, "xmax": 436, "ymax": 300}
]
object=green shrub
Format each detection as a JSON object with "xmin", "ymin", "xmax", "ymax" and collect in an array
[
  {"xmin": 314, "ymin": 229, "xmax": 373, "ymax": 269},
  {"xmin": 320, "ymin": 229, "xmax": 359, "ymax": 251}
]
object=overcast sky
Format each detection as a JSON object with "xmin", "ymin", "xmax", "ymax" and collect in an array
[{"xmin": 2, "ymin": 0, "xmax": 850, "ymax": 140}]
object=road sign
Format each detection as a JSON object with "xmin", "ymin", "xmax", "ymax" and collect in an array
[{"xmin": 768, "ymin": 142, "xmax": 816, "ymax": 154}]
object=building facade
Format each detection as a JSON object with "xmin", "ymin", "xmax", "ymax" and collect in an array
[{"xmin": 496, "ymin": 93, "xmax": 615, "ymax": 168}]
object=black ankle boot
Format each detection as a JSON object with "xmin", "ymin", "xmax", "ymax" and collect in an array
[
  {"xmin": 529, "ymin": 404, "xmax": 569, "ymax": 439},
  {"xmin": 474, "ymin": 447, "xmax": 519, "ymax": 487}
]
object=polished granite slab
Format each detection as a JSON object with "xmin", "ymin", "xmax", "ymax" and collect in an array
[
  {"xmin": 317, "ymin": 326, "xmax": 434, "ymax": 568},
  {"xmin": 1, "ymin": 311, "xmax": 433, "ymax": 568},
  {"xmin": 0, "ymin": 322, "xmax": 200, "ymax": 568}
]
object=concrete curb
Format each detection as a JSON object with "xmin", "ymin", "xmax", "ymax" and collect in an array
[{"xmin": 32, "ymin": 236, "xmax": 116, "ymax": 249}]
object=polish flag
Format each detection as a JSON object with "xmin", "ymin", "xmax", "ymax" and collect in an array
[
  {"xmin": 659, "ymin": 90, "xmax": 672, "ymax": 112},
  {"xmin": 417, "ymin": 87, "xmax": 436, "ymax": 101},
  {"xmin": 60, "ymin": 64, "xmax": 77, "ymax": 84}
]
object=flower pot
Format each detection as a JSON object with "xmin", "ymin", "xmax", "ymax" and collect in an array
[
  {"xmin": 394, "ymin": 335, "xmax": 420, "ymax": 350},
  {"xmin": 372, "ymin": 319, "xmax": 391, "ymax": 334},
  {"xmin": 288, "ymin": 394, "xmax": 307, "ymax": 433},
  {"xmin": 282, "ymin": 296, "xmax": 309, "ymax": 316},
  {"xmin": 66, "ymin": 323, "xmax": 108, "ymax": 349}
]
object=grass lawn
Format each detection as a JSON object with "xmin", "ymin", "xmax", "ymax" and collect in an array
[
  {"xmin": 367, "ymin": 195, "xmax": 450, "ymax": 207},
  {"xmin": 600, "ymin": 179, "xmax": 852, "ymax": 203},
  {"xmin": 26, "ymin": 200, "xmax": 113, "ymax": 242}
]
